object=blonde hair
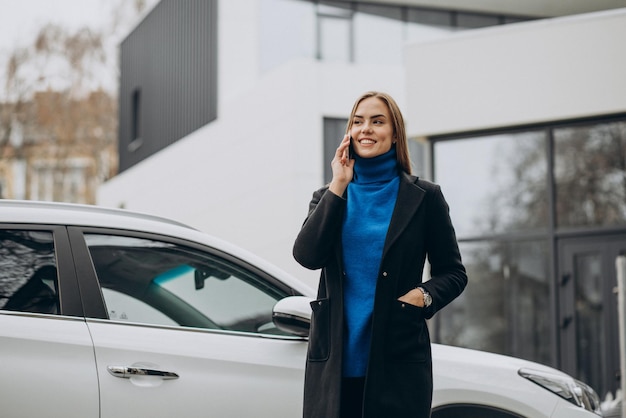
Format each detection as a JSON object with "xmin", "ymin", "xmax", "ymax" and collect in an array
[{"xmin": 346, "ymin": 91, "xmax": 412, "ymax": 174}]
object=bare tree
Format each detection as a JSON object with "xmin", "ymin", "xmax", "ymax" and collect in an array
[{"xmin": 0, "ymin": 0, "xmax": 153, "ymax": 203}]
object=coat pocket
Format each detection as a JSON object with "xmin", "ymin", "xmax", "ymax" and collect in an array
[
  {"xmin": 307, "ymin": 298, "xmax": 330, "ymax": 361},
  {"xmin": 387, "ymin": 300, "xmax": 430, "ymax": 363}
]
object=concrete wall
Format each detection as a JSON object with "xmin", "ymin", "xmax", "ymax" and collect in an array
[{"xmin": 405, "ymin": 8, "xmax": 626, "ymax": 138}]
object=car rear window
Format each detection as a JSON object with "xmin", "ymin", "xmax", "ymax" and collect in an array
[{"xmin": 0, "ymin": 230, "xmax": 59, "ymax": 315}]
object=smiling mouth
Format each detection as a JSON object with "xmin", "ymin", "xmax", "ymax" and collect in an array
[{"xmin": 359, "ymin": 139, "xmax": 376, "ymax": 145}]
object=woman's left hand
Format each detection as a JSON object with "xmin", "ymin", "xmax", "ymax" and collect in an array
[{"xmin": 398, "ymin": 288, "xmax": 425, "ymax": 307}]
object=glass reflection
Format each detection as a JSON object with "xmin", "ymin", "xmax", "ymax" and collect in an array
[
  {"xmin": 0, "ymin": 230, "xmax": 58, "ymax": 314},
  {"xmin": 439, "ymin": 240, "xmax": 551, "ymax": 365},
  {"xmin": 554, "ymin": 121, "xmax": 626, "ymax": 228},
  {"xmin": 319, "ymin": 13, "xmax": 352, "ymax": 63},
  {"xmin": 434, "ymin": 131, "xmax": 548, "ymax": 238},
  {"xmin": 574, "ymin": 252, "xmax": 606, "ymax": 396}
]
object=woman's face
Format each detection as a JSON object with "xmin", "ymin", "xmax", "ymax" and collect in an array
[{"xmin": 350, "ymin": 97, "xmax": 394, "ymax": 159}]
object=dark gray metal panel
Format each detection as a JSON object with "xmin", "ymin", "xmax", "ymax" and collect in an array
[{"xmin": 119, "ymin": 0, "xmax": 218, "ymax": 172}]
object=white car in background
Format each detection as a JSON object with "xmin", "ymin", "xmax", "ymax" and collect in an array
[{"xmin": 0, "ymin": 200, "xmax": 602, "ymax": 417}]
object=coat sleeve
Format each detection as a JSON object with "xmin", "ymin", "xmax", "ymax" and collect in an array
[
  {"xmin": 293, "ymin": 187, "xmax": 346, "ymax": 270},
  {"xmin": 422, "ymin": 185, "xmax": 468, "ymax": 318}
]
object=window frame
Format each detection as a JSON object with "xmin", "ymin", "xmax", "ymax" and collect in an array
[
  {"xmin": 429, "ymin": 112, "xmax": 626, "ymax": 369},
  {"xmin": 67, "ymin": 226, "xmax": 300, "ymax": 332}
]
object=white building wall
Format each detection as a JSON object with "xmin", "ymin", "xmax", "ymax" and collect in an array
[
  {"xmin": 405, "ymin": 8, "xmax": 626, "ymax": 138},
  {"xmin": 217, "ymin": 0, "xmax": 261, "ymax": 109},
  {"xmin": 102, "ymin": 3, "xmax": 626, "ymax": 288},
  {"xmin": 99, "ymin": 0, "xmax": 405, "ymax": 289}
]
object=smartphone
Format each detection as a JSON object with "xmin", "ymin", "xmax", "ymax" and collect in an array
[{"xmin": 348, "ymin": 136, "xmax": 355, "ymax": 160}]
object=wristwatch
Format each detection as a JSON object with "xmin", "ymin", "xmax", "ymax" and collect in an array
[{"xmin": 417, "ymin": 287, "xmax": 432, "ymax": 307}]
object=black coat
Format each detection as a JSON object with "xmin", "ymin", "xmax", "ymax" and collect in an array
[{"xmin": 293, "ymin": 173, "xmax": 468, "ymax": 418}]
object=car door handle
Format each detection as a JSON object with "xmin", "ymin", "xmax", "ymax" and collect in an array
[{"xmin": 107, "ymin": 365, "xmax": 179, "ymax": 380}]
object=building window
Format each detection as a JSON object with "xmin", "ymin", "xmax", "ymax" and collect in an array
[
  {"xmin": 433, "ymin": 130, "xmax": 551, "ymax": 365},
  {"xmin": 31, "ymin": 162, "xmax": 89, "ymax": 204},
  {"xmin": 440, "ymin": 239, "xmax": 551, "ymax": 364},
  {"xmin": 32, "ymin": 166, "xmax": 54, "ymax": 202},
  {"xmin": 408, "ymin": 138, "xmax": 428, "ymax": 179},
  {"xmin": 317, "ymin": 3, "xmax": 353, "ymax": 62},
  {"xmin": 64, "ymin": 166, "xmax": 89, "ymax": 204},
  {"xmin": 431, "ymin": 115, "xmax": 626, "ymax": 383},
  {"xmin": 554, "ymin": 120, "xmax": 626, "ymax": 229},
  {"xmin": 129, "ymin": 88, "xmax": 143, "ymax": 152},
  {"xmin": 434, "ymin": 130, "xmax": 549, "ymax": 238}
]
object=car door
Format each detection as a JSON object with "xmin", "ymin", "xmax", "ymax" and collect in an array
[
  {"xmin": 68, "ymin": 227, "xmax": 307, "ymax": 418},
  {"xmin": 0, "ymin": 226, "xmax": 99, "ymax": 418}
]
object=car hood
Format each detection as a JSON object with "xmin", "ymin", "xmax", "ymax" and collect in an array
[
  {"xmin": 432, "ymin": 343, "xmax": 567, "ymax": 377},
  {"xmin": 431, "ymin": 343, "xmax": 576, "ymax": 415}
]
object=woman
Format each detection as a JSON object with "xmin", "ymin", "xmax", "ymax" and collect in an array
[{"xmin": 293, "ymin": 91, "xmax": 467, "ymax": 418}]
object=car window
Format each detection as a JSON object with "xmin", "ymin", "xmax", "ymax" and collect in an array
[
  {"xmin": 101, "ymin": 287, "xmax": 178, "ymax": 325},
  {"xmin": 83, "ymin": 234, "xmax": 290, "ymax": 335},
  {"xmin": 0, "ymin": 230, "xmax": 59, "ymax": 314}
]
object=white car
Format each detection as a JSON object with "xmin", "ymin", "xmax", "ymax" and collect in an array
[{"xmin": 0, "ymin": 200, "xmax": 601, "ymax": 417}]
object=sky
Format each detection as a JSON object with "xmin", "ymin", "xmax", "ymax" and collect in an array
[
  {"xmin": 0, "ymin": 0, "xmax": 158, "ymax": 93},
  {"xmin": 0, "ymin": 0, "xmax": 113, "ymax": 55}
]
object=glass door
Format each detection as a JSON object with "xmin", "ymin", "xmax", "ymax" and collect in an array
[{"xmin": 558, "ymin": 235, "xmax": 625, "ymax": 398}]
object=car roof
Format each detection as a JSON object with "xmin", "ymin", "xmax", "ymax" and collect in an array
[
  {"xmin": 0, "ymin": 200, "xmax": 315, "ymax": 295},
  {"xmin": 0, "ymin": 199, "xmax": 194, "ymax": 229}
]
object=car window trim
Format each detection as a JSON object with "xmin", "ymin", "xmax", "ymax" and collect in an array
[{"xmin": 67, "ymin": 226, "xmax": 302, "ymax": 322}]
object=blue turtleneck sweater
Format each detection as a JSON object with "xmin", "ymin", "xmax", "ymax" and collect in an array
[{"xmin": 341, "ymin": 147, "xmax": 400, "ymax": 377}]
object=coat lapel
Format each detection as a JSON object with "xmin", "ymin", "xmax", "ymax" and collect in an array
[{"xmin": 382, "ymin": 173, "xmax": 426, "ymax": 259}]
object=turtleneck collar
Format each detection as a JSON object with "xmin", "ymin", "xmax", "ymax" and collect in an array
[{"xmin": 352, "ymin": 147, "xmax": 399, "ymax": 184}]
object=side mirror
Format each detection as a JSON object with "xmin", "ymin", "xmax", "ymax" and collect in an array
[{"xmin": 272, "ymin": 296, "xmax": 313, "ymax": 337}]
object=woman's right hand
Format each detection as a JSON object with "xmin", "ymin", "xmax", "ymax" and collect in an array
[{"xmin": 328, "ymin": 135, "xmax": 354, "ymax": 196}]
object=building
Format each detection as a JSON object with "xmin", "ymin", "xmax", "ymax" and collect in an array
[
  {"xmin": 404, "ymin": 7, "xmax": 626, "ymax": 400},
  {"xmin": 98, "ymin": 0, "xmax": 626, "ymax": 399}
]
